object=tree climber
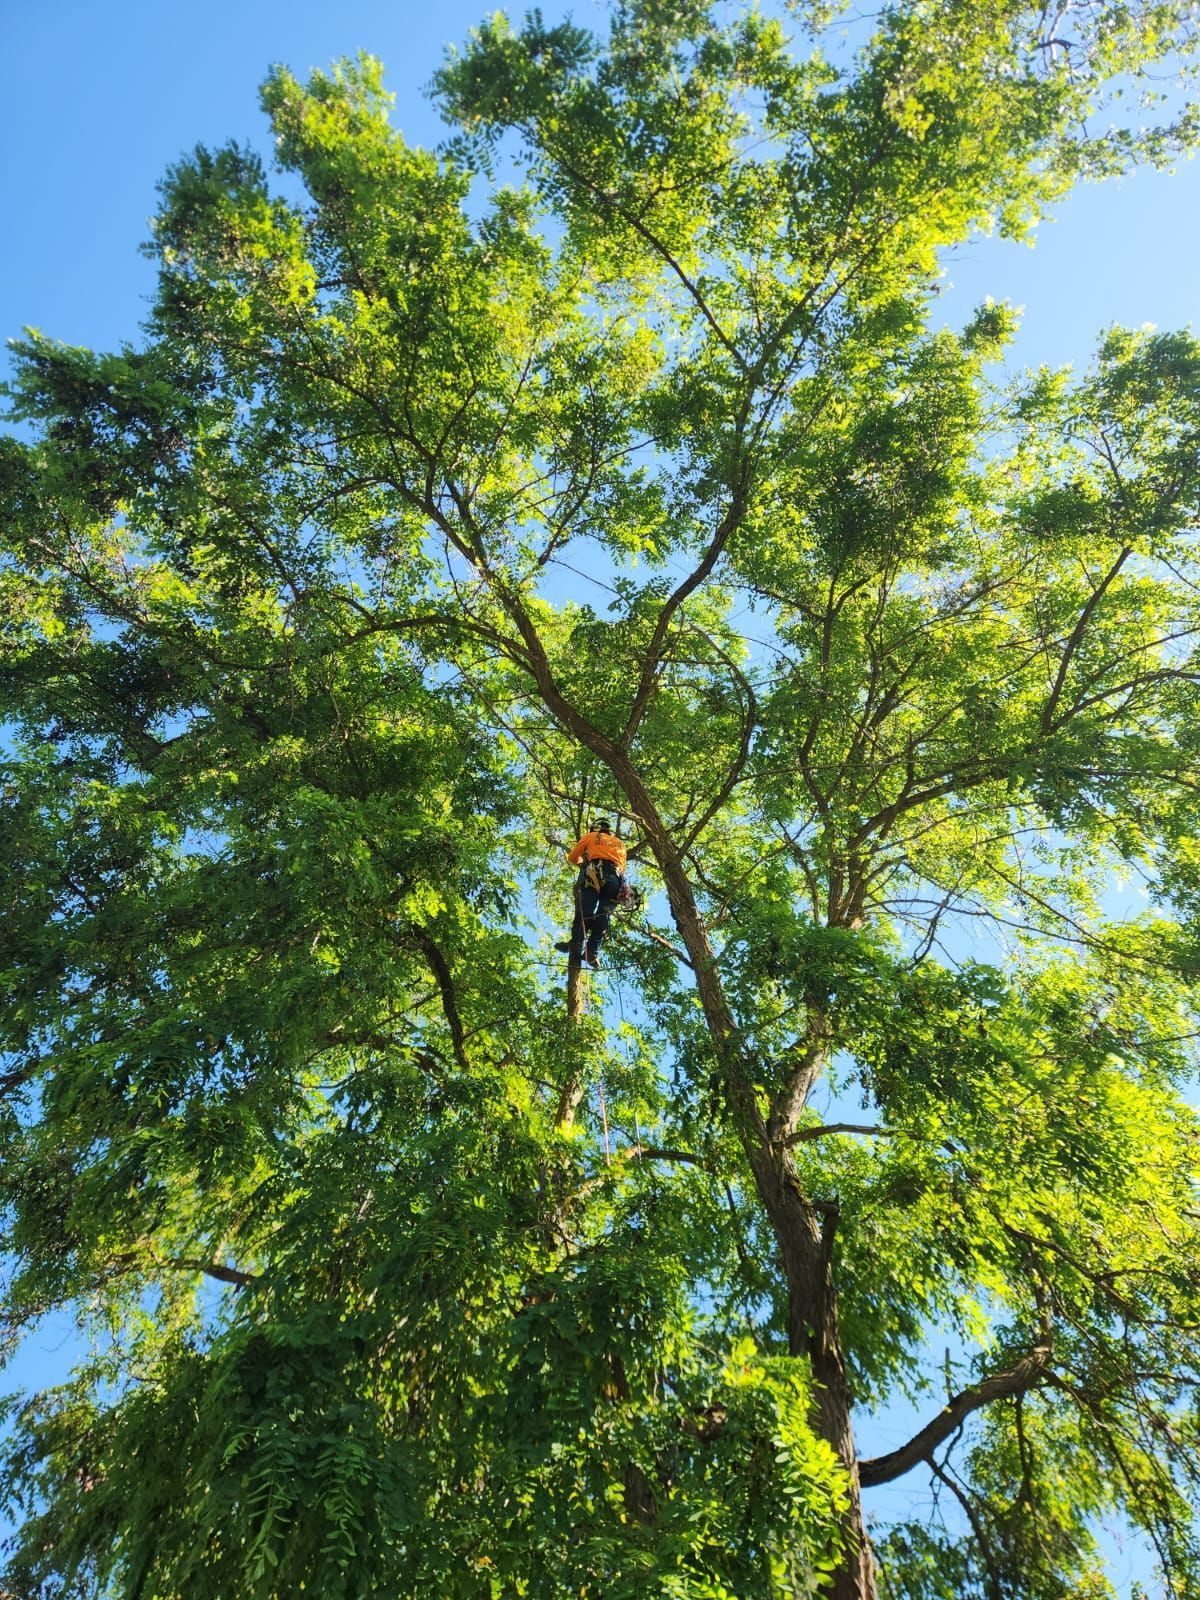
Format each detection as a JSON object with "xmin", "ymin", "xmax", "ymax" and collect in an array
[{"xmin": 555, "ymin": 819, "xmax": 628, "ymax": 969}]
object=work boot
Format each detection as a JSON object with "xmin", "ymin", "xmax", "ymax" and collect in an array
[
  {"xmin": 585, "ymin": 949, "xmax": 602, "ymax": 970},
  {"xmin": 554, "ymin": 941, "xmax": 572, "ymax": 954}
]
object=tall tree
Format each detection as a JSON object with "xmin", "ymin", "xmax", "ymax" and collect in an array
[{"xmin": 4, "ymin": 2, "xmax": 1200, "ymax": 1595}]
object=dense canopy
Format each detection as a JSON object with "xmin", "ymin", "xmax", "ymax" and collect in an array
[{"xmin": 4, "ymin": 2, "xmax": 1200, "ymax": 1596}]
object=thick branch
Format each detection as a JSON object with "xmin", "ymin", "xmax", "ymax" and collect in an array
[
  {"xmin": 767, "ymin": 1022, "xmax": 829, "ymax": 1147},
  {"xmin": 112, "ymin": 1251, "xmax": 256, "ymax": 1288},
  {"xmin": 626, "ymin": 1144, "xmax": 706, "ymax": 1167},
  {"xmin": 858, "ymin": 1342, "xmax": 1053, "ymax": 1488},
  {"xmin": 172, "ymin": 1257, "xmax": 256, "ymax": 1288},
  {"xmin": 786, "ymin": 1122, "xmax": 886, "ymax": 1145},
  {"xmin": 414, "ymin": 932, "xmax": 469, "ymax": 1070}
]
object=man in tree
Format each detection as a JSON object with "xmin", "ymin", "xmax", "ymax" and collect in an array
[
  {"xmin": 556, "ymin": 817, "xmax": 628, "ymax": 968},
  {"xmin": 4, "ymin": 3, "xmax": 1200, "ymax": 1598}
]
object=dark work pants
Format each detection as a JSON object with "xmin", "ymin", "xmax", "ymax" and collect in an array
[{"xmin": 569, "ymin": 861, "xmax": 622, "ymax": 959}]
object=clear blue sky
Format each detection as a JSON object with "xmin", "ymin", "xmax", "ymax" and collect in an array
[
  {"xmin": 1, "ymin": 3, "xmax": 1195, "ymax": 1592},
  {"xmin": 1, "ymin": 0, "xmax": 1197, "ymax": 364}
]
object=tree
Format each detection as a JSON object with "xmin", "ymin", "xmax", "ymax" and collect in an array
[{"xmin": 3, "ymin": 1, "xmax": 1200, "ymax": 1594}]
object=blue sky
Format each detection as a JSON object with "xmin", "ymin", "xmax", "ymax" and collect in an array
[
  {"xmin": 1, "ymin": 0, "xmax": 1197, "ymax": 364},
  {"xmin": 1, "ymin": 2, "xmax": 1196, "ymax": 1591}
]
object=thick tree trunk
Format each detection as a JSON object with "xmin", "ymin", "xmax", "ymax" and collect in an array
[{"xmin": 750, "ymin": 1151, "xmax": 877, "ymax": 1600}]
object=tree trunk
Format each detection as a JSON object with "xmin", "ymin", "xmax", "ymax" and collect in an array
[
  {"xmin": 566, "ymin": 957, "xmax": 585, "ymax": 1025},
  {"xmin": 604, "ymin": 760, "xmax": 877, "ymax": 1597},
  {"xmin": 555, "ymin": 956, "xmax": 587, "ymax": 1126},
  {"xmin": 750, "ymin": 1149, "xmax": 878, "ymax": 1600},
  {"xmin": 505, "ymin": 663, "xmax": 877, "ymax": 1594}
]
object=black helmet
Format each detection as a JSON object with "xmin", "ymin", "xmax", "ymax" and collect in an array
[{"xmin": 594, "ymin": 818, "xmax": 613, "ymax": 832}]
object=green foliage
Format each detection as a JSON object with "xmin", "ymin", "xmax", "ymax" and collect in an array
[{"xmin": 3, "ymin": 2, "xmax": 1200, "ymax": 1596}]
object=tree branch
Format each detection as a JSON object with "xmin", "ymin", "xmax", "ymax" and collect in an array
[
  {"xmin": 786, "ymin": 1123, "xmax": 887, "ymax": 1145},
  {"xmin": 1040, "ymin": 544, "xmax": 1132, "ymax": 733},
  {"xmin": 631, "ymin": 1144, "xmax": 706, "ymax": 1166},
  {"xmin": 626, "ymin": 924, "xmax": 694, "ymax": 968},
  {"xmin": 679, "ymin": 632, "xmax": 759, "ymax": 857},
  {"xmin": 618, "ymin": 487, "xmax": 753, "ymax": 750},
  {"xmin": 112, "ymin": 1250, "xmax": 256, "ymax": 1288},
  {"xmin": 929, "ymin": 1457, "xmax": 1005, "ymax": 1600},
  {"xmin": 414, "ymin": 931, "xmax": 470, "ymax": 1070},
  {"xmin": 858, "ymin": 1341, "xmax": 1054, "ymax": 1487},
  {"xmin": 171, "ymin": 1257, "xmax": 256, "ymax": 1288}
]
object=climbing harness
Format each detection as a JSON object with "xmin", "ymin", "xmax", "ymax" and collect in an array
[{"xmin": 583, "ymin": 856, "xmax": 641, "ymax": 912}]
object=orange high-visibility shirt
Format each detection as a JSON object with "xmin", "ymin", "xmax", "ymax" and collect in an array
[{"xmin": 567, "ymin": 831, "xmax": 627, "ymax": 874}]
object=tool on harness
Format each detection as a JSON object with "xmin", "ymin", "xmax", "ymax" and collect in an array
[
  {"xmin": 616, "ymin": 880, "xmax": 642, "ymax": 912},
  {"xmin": 583, "ymin": 861, "xmax": 639, "ymax": 906}
]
